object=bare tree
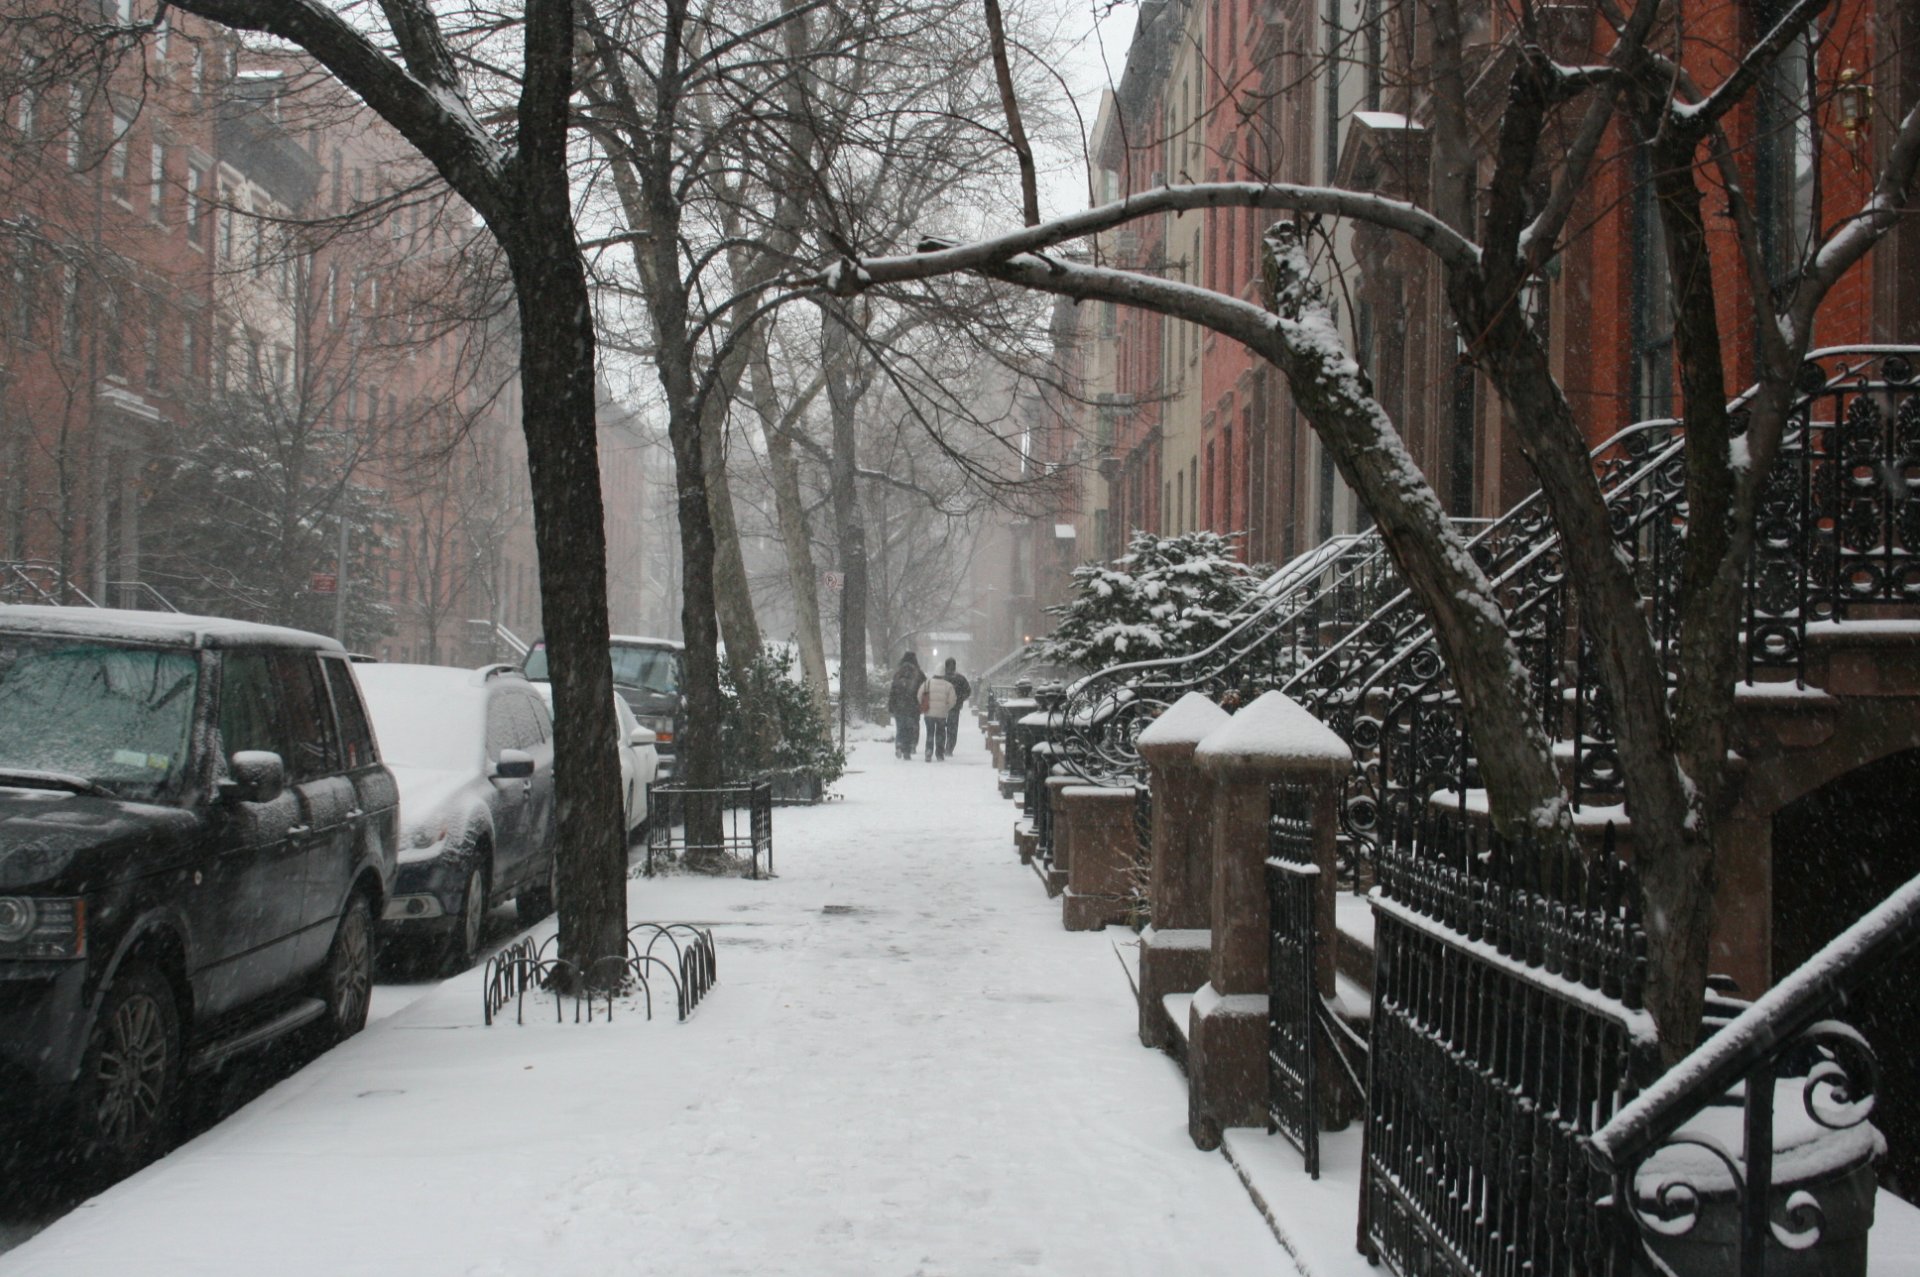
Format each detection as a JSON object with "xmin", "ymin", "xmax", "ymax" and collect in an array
[
  {"xmin": 828, "ymin": 0, "xmax": 1920, "ymax": 1061},
  {"xmin": 159, "ymin": 0, "xmax": 631, "ymax": 970}
]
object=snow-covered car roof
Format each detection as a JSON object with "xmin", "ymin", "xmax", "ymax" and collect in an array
[
  {"xmin": 0, "ymin": 604, "xmax": 346, "ymax": 652},
  {"xmin": 609, "ymin": 634, "xmax": 683, "ymax": 651}
]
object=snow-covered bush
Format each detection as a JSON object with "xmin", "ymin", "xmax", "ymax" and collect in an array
[
  {"xmin": 719, "ymin": 647, "xmax": 847, "ymax": 789},
  {"xmin": 1040, "ymin": 531, "xmax": 1265, "ymax": 672}
]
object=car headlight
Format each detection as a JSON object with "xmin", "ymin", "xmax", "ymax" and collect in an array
[
  {"xmin": 0, "ymin": 898, "xmax": 33, "ymax": 943},
  {"xmin": 0, "ymin": 897, "xmax": 86, "ymax": 959}
]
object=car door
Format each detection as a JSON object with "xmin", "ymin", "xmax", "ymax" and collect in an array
[
  {"xmin": 483, "ymin": 690, "xmax": 533, "ymax": 886},
  {"xmin": 315, "ymin": 655, "xmax": 396, "ymax": 959},
  {"xmin": 194, "ymin": 648, "xmax": 305, "ymax": 1013},
  {"xmin": 510, "ymin": 690, "xmax": 556, "ymax": 880},
  {"xmin": 274, "ymin": 651, "xmax": 357, "ymax": 980}
]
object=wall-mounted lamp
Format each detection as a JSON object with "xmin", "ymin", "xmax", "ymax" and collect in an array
[{"xmin": 1837, "ymin": 69, "xmax": 1872, "ymax": 146}]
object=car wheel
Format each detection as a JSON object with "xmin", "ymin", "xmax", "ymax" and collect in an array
[
  {"xmin": 73, "ymin": 963, "xmax": 181, "ymax": 1178},
  {"xmin": 445, "ymin": 863, "xmax": 489, "ymax": 975},
  {"xmin": 516, "ymin": 853, "xmax": 556, "ymax": 926},
  {"xmin": 321, "ymin": 895, "xmax": 374, "ymax": 1040}
]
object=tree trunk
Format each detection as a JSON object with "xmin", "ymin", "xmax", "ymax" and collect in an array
[
  {"xmin": 698, "ymin": 378, "xmax": 764, "ymax": 681},
  {"xmin": 822, "ymin": 305, "xmax": 870, "ymax": 719},
  {"xmin": 748, "ymin": 330, "xmax": 832, "ymax": 714}
]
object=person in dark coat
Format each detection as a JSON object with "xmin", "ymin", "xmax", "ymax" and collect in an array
[
  {"xmin": 941, "ymin": 658, "xmax": 971, "ymax": 758},
  {"xmin": 887, "ymin": 652, "xmax": 926, "ymax": 759}
]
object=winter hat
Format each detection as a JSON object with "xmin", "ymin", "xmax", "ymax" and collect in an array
[{"xmin": 903, "ymin": 651, "xmax": 919, "ymax": 665}]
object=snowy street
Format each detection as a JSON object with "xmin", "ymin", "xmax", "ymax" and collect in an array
[{"xmin": 0, "ymin": 718, "xmax": 1287, "ymax": 1276}]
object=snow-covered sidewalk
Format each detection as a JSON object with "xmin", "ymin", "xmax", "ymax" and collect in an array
[{"xmin": 2, "ymin": 718, "xmax": 1286, "ymax": 1276}]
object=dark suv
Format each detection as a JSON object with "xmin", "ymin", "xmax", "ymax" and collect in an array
[
  {"xmin": 0, "ymin": 606, "xmax": 397, "ymax": 1175},
  {"xmin": 523, "ymin": 633, "xmax": 683, "ymax": 778}
]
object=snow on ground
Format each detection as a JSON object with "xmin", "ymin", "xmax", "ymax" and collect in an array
[{"xmin": 2, "ymin": 717, "xmax": 1287, "ymax": 1277}]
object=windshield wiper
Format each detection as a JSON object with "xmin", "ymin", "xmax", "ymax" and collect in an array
[{"xmin": 0, "ymin": 769, "xmax": 116, "ymax": 798}]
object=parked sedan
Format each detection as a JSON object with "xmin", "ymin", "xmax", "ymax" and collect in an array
[
  {"xmin": 528, "ymin": 683, "xmax": 659, "ymax": 844},
  {"xmin": 354, "ymin": 664, "xmax": 555, "ymax": 973}
]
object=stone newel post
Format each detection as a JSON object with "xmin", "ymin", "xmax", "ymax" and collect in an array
[
  {"xmin": 1133, "ymin": 692, "xmax": 1231, "ymax": 1051},
  {"xmin": 1186, "ymin": 691, "xmax": 1351, "ymax": 1149}
]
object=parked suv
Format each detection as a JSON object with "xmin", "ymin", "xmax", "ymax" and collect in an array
[
  {"xmin": 354, "ymin": 663, "xmax": 557, "ymax": 972},
  {"xmin": 523, "ymin": 634, "xmax": 683, "ymax": 778},
  {"xmin": 0, "ymin": 607, "xmax": 397, "ymax": 1175}
]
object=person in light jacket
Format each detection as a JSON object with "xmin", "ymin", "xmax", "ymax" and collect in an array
[
  {"xmin": 887, "ymin": 652, "xmax": 926, "ymax": 760},
  {"xmin": 921, "ymin": 669, "xmax": 957, "ymax": 761}
]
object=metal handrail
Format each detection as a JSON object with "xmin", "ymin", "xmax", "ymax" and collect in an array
[{"xmin": 1591, "ymin": 870, "xmax": 1920, "ymax": 1171}]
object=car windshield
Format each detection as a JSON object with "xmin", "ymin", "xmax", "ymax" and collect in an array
[
  {"xmin": 611, "ymin": 645, "xmax": 678, "ymax": 696},
  {"xmin": 523, "ymin": 641, "xmax": 678, "ymax": 697},
  {"xmin": 354, "ymin": 670, "xmax": 484, "ymax": 772},
  {"xmin": 0, "ymin": 637, "xmax": 199, "ymax": 798}
]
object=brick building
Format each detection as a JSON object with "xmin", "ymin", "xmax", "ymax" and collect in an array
[
  {"xmin": 1044, "ymin": 0, "xmax": 1920, "ymax": 605},
  {"xmin": 1, "ymin": 16, "xmax": 662, "ymax": 663}
]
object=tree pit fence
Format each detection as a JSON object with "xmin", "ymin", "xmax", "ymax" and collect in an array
[
  {"xmin": 638, "ymin": 780, "xmax": 774, "ymax": 878},
  {"xmin": 482, "ymin": 922, "xmax": 719, "ymax": 1025}
]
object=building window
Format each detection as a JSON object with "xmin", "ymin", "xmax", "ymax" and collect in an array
[
  {"xmin": 219, "ymin": 205, "xmax": 234, "ymax": 260},
  {"xmin": 191, "ymin": 46, "xmax": 204, "ymax": 97},
  {"xmin": 66, "ymin": 94, "xmax": 84, "ymax": 170},
  {"xmin": 155, "ymin": 13, "xmax": 169, "ymax": 56},
  {"xmin": 181, "ymin": 314, "xmax": 198, "ymax": 383},
  {"xmin": 1631, "ymin": 153, "xmax": 1675, "ymax": 420},
  {"xmin": 108, "ymin": 116, "xmax": 130, "ymax": 201},
  {"xmin": 143, "ymin": 295, "xmax": 161, "ymax": 390},
  {"xmin": 15, "ymin": 54, "xmax": 39, "ymax": 135},
  {"xmin": 10, "ymin": 262, "xmax": 34, "ymax": 344},
  {"xmin": 148, "ymin": 142, "xmax": 165, "ymax": 221},
  {"xmin": 59, "ymin": 266, "xmax": 79, "ymax": 356},
  {"xmin": 102, "ymin": 286, "xmax": 125, "ymax": 380},
  {"xmin": 185, "ymin": 165, "xmax": 203, "ymax": 243}
]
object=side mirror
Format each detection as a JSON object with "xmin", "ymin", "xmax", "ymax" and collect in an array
[
  {"xmin": 494, "ymin": 748, "xmax": 535, "ymax": 780},
  {"xmin": 628, "ymin": 726, "xmax": 657, "ymax": 747},
  {"xmin": 222, "ymin": 751, "xmax": 286, "ymax": 805}
]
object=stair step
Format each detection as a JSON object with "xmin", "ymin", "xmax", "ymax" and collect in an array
[{"xmin": 188, "ymin": 997, "xmax": 327, "ymax": 1074}]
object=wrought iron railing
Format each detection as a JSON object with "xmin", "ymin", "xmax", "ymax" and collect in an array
[
  {"xmin": 1267, "ymin": 783, "xmax": 1324, "ymax": 1177},
  {"xmin": 1051, "ymin": 532, "xmax": 1395, "ymax": 783},
  {"xmin": 1591, "ymin": 870, "xmax": 1920, "ymax": 1276},
  {"xmin": 1291, "ymin": 348, "xmax": 1919, "ymax": 883},
  {"xmin": 1364, "ymin": 815, "xmax": 1656, "ymax": 1276}
]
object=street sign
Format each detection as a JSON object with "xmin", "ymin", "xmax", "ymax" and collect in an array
[{"xmin": 310, "ymin": 572, "xmax": 338, "ymax": 595}]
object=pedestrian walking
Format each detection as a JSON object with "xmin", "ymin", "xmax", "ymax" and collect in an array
[
  {"xmin": 922, "ymin": 667, "xmax": 957, "ymax": 761},
  {"xmin": 941, "ymin": 658, "xmax": 971, "ymax": 758},
  {"xmin": 888, "ymin": 652, "xmax": 926, "ymax": 760}
]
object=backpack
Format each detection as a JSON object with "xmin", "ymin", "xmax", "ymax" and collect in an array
[{"xmin": 918, "ymin": 681, "xmax": 931, "ymax": 714}]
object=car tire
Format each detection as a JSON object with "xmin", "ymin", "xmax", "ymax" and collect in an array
[
  {"xmin": 320, "ymin": 895, "xmax": 374, "ymax": 1041},
  {"xmin": 444, "ymin": 863, "xmax": 488, "ymax": 975},
  {"xmin": 72, "ymin": 962, "xmax": 181, "ymax": 1179},
  {"xmin": 516, "ymin": 854, "xmax": 556, "ymax": 926}
]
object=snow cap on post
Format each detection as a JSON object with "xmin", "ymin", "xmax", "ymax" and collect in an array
[
  {"xmin": 1193, "ymin": 690, "xmax": 1351, "ymax": 780},
  {"xmin": 1136, "ymin": 692, "xmax": 1233, "ymax": 765}
]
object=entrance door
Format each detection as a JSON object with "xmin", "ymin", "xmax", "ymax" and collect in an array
[{"xmin": 1773, "ymin": 748, "xmax": 1920, "ymax": 1203}]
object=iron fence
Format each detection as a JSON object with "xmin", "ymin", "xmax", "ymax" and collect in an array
[
  {"xmin": 1364, "ymin": 819, "xmax": 1655, "ymax": 1276},
  {"xmin": 1267, "ymin": 783, "xmax": 1323, "ymax": 1177},
  {"xmin": 638, "ymin": 780, "xmax": 774, "ymax": 878}
]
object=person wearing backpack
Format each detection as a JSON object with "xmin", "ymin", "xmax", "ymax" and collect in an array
[
  {"xmin": 940, "ymin": 658, "xmax": 971, "ymax": 758},
  {"xmin": 921, "ymin": 667, "xmax": 957, "ymax": 761},
  {"xmin": 887, "ymin": 652, "xmax": 926, "ymax": 760}
]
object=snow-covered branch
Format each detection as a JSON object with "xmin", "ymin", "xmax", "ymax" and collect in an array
[{"xmin": 825, "ymin": 182, "xmax": 1480, "ymax": 293}]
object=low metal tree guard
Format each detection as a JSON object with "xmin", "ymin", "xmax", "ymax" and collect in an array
[
  {"xmin": 638, "ymin": 780, "xmax": 774, "ymax": 878},
  {"xmin": 482, "ymin": 922, "xmax": 719, "ymax": 1025},
  {"xmin": 1591, "ymin": 871, "xmax": 1920, "ymax": 1277}
]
